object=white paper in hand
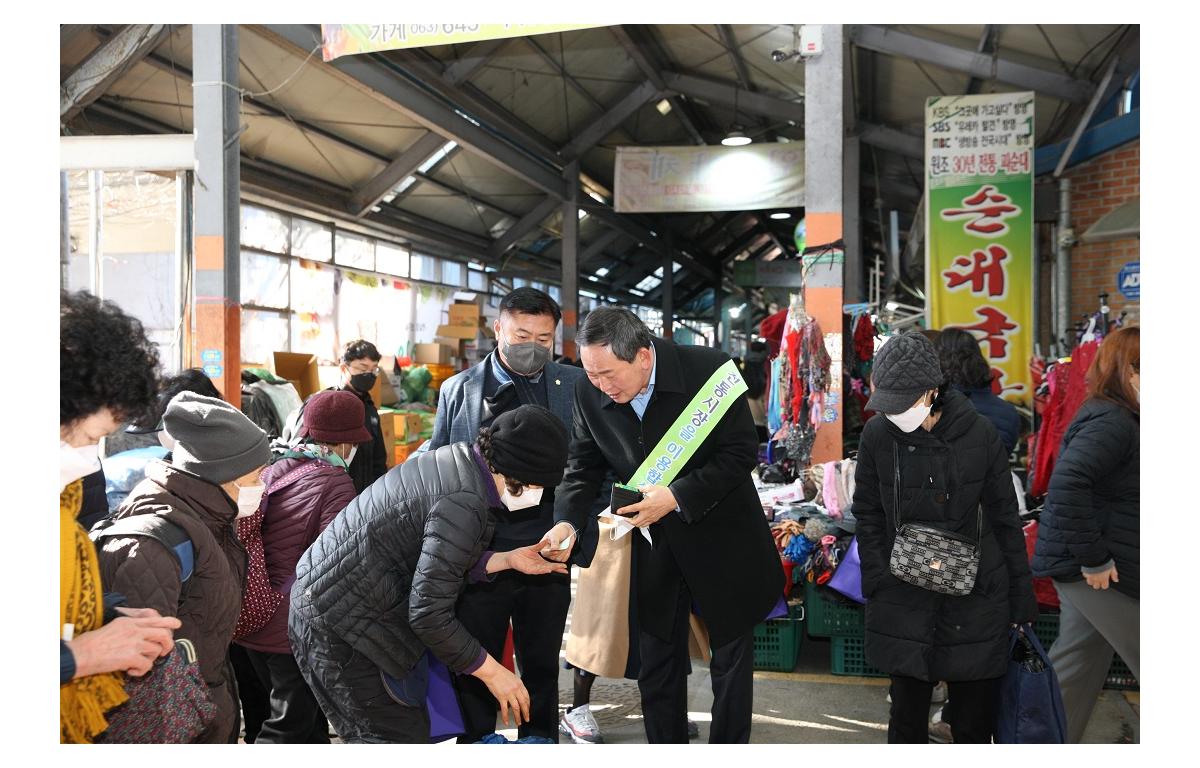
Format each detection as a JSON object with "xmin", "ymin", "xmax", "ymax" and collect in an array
[{"xmin": 598, "ymin": 505, "xmax": 653, "ymax": 546}]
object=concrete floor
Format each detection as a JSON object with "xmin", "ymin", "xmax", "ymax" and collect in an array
[{"xmin": 538, "ymin": 633, "xmax": 1139, "ymax": 744}]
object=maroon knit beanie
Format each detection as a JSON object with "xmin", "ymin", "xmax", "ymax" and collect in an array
[{"xmin": 301, "ymin": 390, "xmax": 373, "ymax": 444}]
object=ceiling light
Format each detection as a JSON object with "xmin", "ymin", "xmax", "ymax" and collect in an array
[
  {"xmin": 655, "ymin": 98, "xmax": 672, "ymax": 116},
  {"xmin": 770, "ymin": 212, "xmax": 791, "ymax": 220},
  {"xmin": 721, "ymin": 130, "xmax": 751, "ymax": 147}
]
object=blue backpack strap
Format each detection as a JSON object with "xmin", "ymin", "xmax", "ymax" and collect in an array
[{"xmin": 90, "ymin": 515, "xmax": 195, "ymax": 583}]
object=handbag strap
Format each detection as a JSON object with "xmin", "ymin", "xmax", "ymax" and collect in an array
[
  {"xmin": 893, "ymin": 439, "xmax": 984, "ymax": 551},
  {"xmin": 892, "ymin": 440, "xmax": 902, "ymax": 529}
]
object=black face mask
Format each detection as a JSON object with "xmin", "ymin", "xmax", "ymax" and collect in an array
[{"xmin": 349, "ymin": 371, "xmax": 377, "ymax": 393}]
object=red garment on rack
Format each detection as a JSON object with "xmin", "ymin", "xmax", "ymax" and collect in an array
[
  {"xmin": 1030, "ymin": 340, "xmax": 1100, "ymax": 497},
  {"xmin": 853, "ymin": 314, "xmax": 876, "ymax": 362},
  {"xmin": 759, "ymin": 309, "xmax": 789, "ymax": 359}
]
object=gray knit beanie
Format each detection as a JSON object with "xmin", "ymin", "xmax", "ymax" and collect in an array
[
  {"xmin": 866, "ymin": 332, "xmax": 944, "ymax": 414},
  {"xmin": 163, "ymin": 391, "xmax": 270, "ymax": 484}
]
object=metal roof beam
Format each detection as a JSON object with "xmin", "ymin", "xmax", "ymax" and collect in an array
[
  {"xmin": 609, "ymin": 25, "xmax": 706, "ymax": 145},
  {"xmin": 259, "ymin": 25, "xmax": 568, "ymax": 199},
  {"xmin": 661, "ymin": 71, "xmax": 804, "ymax": 124},
  {"xmin": 349, "ymin": 131, "xmax": 449, "ymax": 217},
  {"xmin": 964, "ymin": 25, "xmax": 999, "ymax": 94},
  {"xmin": 579, "ymin": 228, "xmax": 626, "ymax": 269},
  {"xmin": 61, "ymin": 24, "xmax": 169, "ymax": 122},
  {"xmin": 756, "ymin": 213, "xmax": 790, "ymax": 258},
  {"xmin": 443, "ymin": 37, "xmax": 507, "ymax": 85},
  {"xmin": 524, "ymin": 36, "xmax": 609, "ymax": 115},
  {"xmin": 489, "ymin": 197, "xmax": 561, "ymax": 259},
  {"xmin": 859, "ymin": 122, "xmax": 923, "ymax": 160},
  {"xmin": 850, "ymin": 25, "xmax": 1094, "ymax": 104},
  {"xmin": 561, "ymin": 79, "xmax": 660, "ymax": 161}
]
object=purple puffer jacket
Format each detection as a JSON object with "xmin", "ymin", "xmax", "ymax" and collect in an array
[{"xmin": 236, "ymin": 456, "xmax": 357, "ymax": 654}]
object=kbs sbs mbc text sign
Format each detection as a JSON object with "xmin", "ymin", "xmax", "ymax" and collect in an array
[{"xmin": 926, "ymin": 92, "xmax": 1035, "ymax": 405}]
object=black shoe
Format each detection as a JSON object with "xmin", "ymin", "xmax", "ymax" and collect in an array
[{"xmin": 687, "ymin": 719, "xmax": 700, "ymax": 740}]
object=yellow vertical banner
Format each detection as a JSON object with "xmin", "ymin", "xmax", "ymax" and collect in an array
[{"xmin": 926, "ymin": 92, "xmax": 1035, "ymax": 405}]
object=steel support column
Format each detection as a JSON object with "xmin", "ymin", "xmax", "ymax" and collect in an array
[
  {"xmin": 561, "ymin": 161, "xmax": 580, "ymax": 359},
  {"xmin": 662, "ymin": 237, "xmax": 674, "ymax": 340},
  {"xmin": 804, "ymin": 24, "xmax": 846, "ymax": 463},
  {"xmin": 191, "ymin": 25, "xmax": 242, "ymax": 406}
]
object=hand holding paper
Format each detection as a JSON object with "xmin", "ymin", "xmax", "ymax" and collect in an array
[{"xmin": 537, "ymin": 521, "xmax": 577, "ymax": 562}]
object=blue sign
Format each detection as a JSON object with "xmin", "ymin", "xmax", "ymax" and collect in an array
[
  {"xmin": 1117, "ymin": 261, "xmax": 1140, "ymax": 301},
  {"xmin": 203, "ymin": 364, "xmax": 223, "ymax": 379},
  {"xmin": 201, "ymin": 348, "xmax": 223, "ymax": 364}
]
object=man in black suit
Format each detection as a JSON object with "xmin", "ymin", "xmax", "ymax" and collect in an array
[{"xmin": 541, "ymin": 307, "xmax": 781, "ymax": 743}]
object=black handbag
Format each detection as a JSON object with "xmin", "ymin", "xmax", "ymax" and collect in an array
[{"xmin": 887, "ymin": 442, "xmax": 981, "ymax": 596}]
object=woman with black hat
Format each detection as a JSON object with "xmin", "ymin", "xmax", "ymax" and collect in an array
[
  {"xmin": 288, "ymin": 404, "xmax": 572, "ymax": 743},
  {"xmin": 851, "ymin": 332, "xmax": 1037, "ymax": 743}
]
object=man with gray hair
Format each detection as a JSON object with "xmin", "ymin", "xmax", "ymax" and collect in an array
[{"xmin": 541, "ymin": 307, "xmax": 781, "ymax": 743}]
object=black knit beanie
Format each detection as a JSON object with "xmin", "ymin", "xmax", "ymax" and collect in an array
[{"xmin": 480, "ymin": 404, "xmax": 568, "ymax": 487}]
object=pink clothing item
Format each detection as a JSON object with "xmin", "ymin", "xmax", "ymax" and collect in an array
[{"xmin": 822, "ymin": 461, "xmax": 842, "ymax": 519}]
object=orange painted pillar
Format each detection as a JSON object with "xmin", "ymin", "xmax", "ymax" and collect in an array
[
  {"xmin": 191, "ymin": 25, "xmax": 241, "ymax": 409},
  {"xmin": 803, "ymin": 25, "xmax": 848, "ymax": 465}
]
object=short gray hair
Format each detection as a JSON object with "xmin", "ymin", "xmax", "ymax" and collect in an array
[{"xmin": 577, "ymin": 306, "xmax": 654, "ymax": 363}]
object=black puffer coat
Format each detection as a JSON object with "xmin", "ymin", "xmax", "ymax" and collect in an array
[
  {"xmin": 1033, "ymin": 398, "xmax": 1139, "ymax": 599},
  {"xmin": 853, "ymin": 389, "xmax": 1037, "ymax": 682},
  {"xmin": 289, "ymin": 443, "xmax": 495, "ymax": 680}
]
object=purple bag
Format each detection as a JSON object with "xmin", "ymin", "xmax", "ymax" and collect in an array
[{"xmin": 827, "ymin": 536, "xmax": 866, "ymax": 604}]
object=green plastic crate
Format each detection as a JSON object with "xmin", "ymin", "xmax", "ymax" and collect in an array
[
  {"xmin": 752, "ymin": 602, "xmax": 805, "ymax": 671},
  {"xmin": 1030, "ymin": 612, "xmax": 1138, "ymax": 691},
  {"xmin": 830, "ymin": 635, "xmax": 887, "ymax": 678},
  {"xmin": 804, "ymin": 579, "xmax": 865, "ymax": 638}
]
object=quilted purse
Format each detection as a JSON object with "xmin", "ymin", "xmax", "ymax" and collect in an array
[
  {"xmin": 887, "ymin": 442, "xmax": 981, "ymax": 596},
  {"xmin": 96, "ymin": 638, "xmax": 216, "ymax": 743}
]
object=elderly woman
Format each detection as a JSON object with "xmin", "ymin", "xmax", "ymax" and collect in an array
[
  {"xmin": 95, "ymin": 392, "xmax": 272, "ymax": 742},
  {"xmin": 59, "ymin": 290, "xmax": 181, "ymax": 743},
  {"xmin": 852, "ymin": 332, "xmax": 1037, "ymax": 743},
  {"xmin": 290, "ymin": 405, "xmax": 572, "ymax": 743}
]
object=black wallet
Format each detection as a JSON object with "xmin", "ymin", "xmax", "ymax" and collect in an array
[{"xmin": 610, "ymin": 483, "xmax": 643, "ymax": 516}]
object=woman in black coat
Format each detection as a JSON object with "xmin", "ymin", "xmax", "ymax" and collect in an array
[
  {"xmin": 288, "ymin": 405, "xmax": 571, "ymax": 743},
  {"xmin": 1033, "ymin": 326, "xmax": 1139, "ymax": 742},
  {"xmin": 852, "ymin": 332, "xmax": 1037, "ymax": 743}
]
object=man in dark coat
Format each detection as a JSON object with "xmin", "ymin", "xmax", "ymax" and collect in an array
[
  {"xmin": 544, "ymin": 307, "xmax": 781, "ymax": 744},
  {"xmin": 422, "ymin": 288, "xmax": 588, "ymax": 743},
  {"xmin": 852, "ymin": 332, "xmax": 1037, "ymax": 743}
]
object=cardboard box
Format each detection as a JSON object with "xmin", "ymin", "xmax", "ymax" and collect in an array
[
  {"xmin": 452, "ymin": 291, "xmax": 487, "ymax": 308},
  {"xmin": 394, "ymin": 439, "xmax": 424, "ymax": 466},
  {"xmin": 436, "ymin": 323, "xmax": 479, "ymax": 341},
  {"xmin": 413, "ymin": 343, "xmax": 454, "ymax": 366},
  {"xmin": 273, "ymin": 351, "xmax": 321, "ymax": 400},
  {"xmin": 380, "ymin": 410, "xmax": 396, "ymax": 467},
  {"xmin": 399, "ymin": 413, "xmax": 422, "ymax": 442},
  {"xmin": 448, "ymin": 303, "xmax": 480, "ymax": 328}
]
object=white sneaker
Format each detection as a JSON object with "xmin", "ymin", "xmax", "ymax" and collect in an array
[{"xmin": 559, "ymin": 704, "xmax": 603, "ymax": 744}]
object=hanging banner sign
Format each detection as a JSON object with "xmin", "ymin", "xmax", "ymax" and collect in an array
[
  {"xmin": 926, "ymin": 92, "xmax": 1035, "ymax": 406},
  {"xmin": 733, "ymin": 259, "xmax": 803, "ymax": 288},
  {"xmin": 320, "ymin": 24, "xmax": 603, "ymax": 61},
  {"xmin": 614, "ymin": 143, "xmax": 805, "ymax": 214}
]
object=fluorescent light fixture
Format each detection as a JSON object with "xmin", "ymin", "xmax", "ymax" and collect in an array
[
  {"xmin": 770, "ymin": 212, "xmax": 791, "ymax": 220},
  {"xmin": 655, "ymin": 98, "xmax": 673, "ymax": 116},
  {"xmin": 721, "ymin": 130, "xmax": 751, "ymax": 147},
  {"xmin": 729, "ymin": 303, "xmax": 746, "ymax": 319},
  {"xmin": 586, "ymin": 190, "xmax": 607, "ymax": 204},
  {"xmin": 578, "ymin": 209, "xmax": 587, "ymax": 220},
  {"xmin": 594, "ymin": 266, "xmax": 610, "ymax": 277}
]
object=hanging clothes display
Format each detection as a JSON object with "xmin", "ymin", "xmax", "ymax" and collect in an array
[{"xmin": 1030, "ymin": 340, "xmax": 1100, "ymax": 498}]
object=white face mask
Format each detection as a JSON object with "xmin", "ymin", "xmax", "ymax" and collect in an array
[
  {"xmin": 234, "ymin": 483, "xmax": 266, "ymax": 518},
  {"xmin": 1133, "ymin": 383, "xmax": 1139, "ymax": 403},
  {"xmin": 60, "ymin": 441, "xmax": 101, "ymax": 490},
  {"xmin": 501, "ymin": 486, "xmax": 544, "ymax": 511},
  {"xmin": 158, "ymin": 429, "xmax": 176, "ymax": 451},
  {"xmin": 343, "ymin": 445, "xmax": 358, "ymax": 466},
  {"xmin": 885, "ymin": 398, "xmax": 932, "ymax": 433}
]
